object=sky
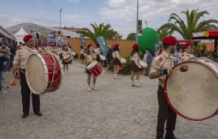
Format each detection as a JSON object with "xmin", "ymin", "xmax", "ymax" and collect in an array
[{"xmin": 0, "ymin": 0, "xmax": 218, "ymax": 39}]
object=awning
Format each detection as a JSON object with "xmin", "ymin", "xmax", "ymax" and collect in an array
[{"xmin": 0, "ymin": 25, "xmax": 16, "ymax": 41}]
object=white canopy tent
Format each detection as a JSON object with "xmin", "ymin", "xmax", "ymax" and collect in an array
[{"xmin": 13, "ymin": 27, "xmax": 28, "ymax": 43}]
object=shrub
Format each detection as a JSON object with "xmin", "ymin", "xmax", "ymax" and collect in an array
[
  {"xmin": 108, "ymin": 57, "xmax": 132, "ymax": 75},
  {"xmin": 74, "ymin": 53, "xmax": 78, "ymax": 59}
]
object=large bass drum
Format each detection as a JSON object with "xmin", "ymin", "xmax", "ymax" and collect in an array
[
  {"xmin": 26, "ymin": 53, "xmax": 63, "ymax": 95},
  {"xmin": 164, "ymin": 58, "xmax": 218, "ymax": 121}
]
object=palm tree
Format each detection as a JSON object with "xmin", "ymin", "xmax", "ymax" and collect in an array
[
  {"xmin": 82, "ymin": 23, "xmax": 117, "ymax": 43},
  {"xmin": 159, "ymin": 9, "xmax": 218, "ymax": 40},
  {"xmin": 157, "ymin": 27, "xmax": 173, "ymax": 40}
]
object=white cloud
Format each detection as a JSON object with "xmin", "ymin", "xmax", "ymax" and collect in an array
[
  {"xmin": 100, "ymin": 0, "xmax": 218, "ymax": 39},
  {"xmin": 64, "ymin": 14, "xmax": 81, "ymax": 19}
]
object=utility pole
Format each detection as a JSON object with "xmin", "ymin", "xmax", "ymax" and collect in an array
[{"xmin": 136, "ymin": 0, "xmax": 139, "ymax": 43}]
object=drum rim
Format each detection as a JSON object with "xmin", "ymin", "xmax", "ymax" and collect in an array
[
  {"xmin": 87, "ymin": 60, "xmax": 98, "ymax": 69},
  {"xmin": 139, "ymin": 60, "xmax": 147, "ymax": 68},
  {"xmin": 164, "ymin": 60, "xmax": 218, "ymax": 121},
  {"xmin": 25, "ymin": 54, "xmax": 48, "ymax": 95},
  {"xmin": 51, "ymin": 54, "xmax": 63, "ymax": 92}
]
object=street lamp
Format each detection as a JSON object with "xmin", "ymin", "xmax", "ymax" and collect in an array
[{"xmin": 60, "ymin": 8, "xmax": 62, "ymax": 33}]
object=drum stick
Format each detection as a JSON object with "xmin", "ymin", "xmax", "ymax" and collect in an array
[{"xmin": 171, "ymin": 65, "xmax": 188, "ymax": 72}]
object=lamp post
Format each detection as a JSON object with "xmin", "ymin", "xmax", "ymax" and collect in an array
[
  {"xmin": 60, "ymin": 8, "xmax": 62, "ymax": 33},
  {"xmin": 136, "ymin": 0, "xmax": 139, "ymax": 43}
]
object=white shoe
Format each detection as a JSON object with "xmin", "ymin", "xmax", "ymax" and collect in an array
[
  {"xmin": 114, "ymin": 74, "xmax": 118, "ymax": 79},
  {"xmin": 132, "ymin": 80, "xmax": 135, "ymax": 87},
  {"xmin": 88, "ymin": 87, "xmax": 91, "ymax": 91},
  {"xmin": 135, "ymin": 80, "xmax": 141, "ymax": 87},
  {"xmin": 92, "ymin": 86, "xmax": 98, "ymax": 91}
]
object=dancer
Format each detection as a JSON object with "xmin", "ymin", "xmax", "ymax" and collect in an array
[{"xmin": 130, "ymin": 44, "xmax": 141, "ymax": 87}]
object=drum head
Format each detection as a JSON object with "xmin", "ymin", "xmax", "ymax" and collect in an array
[
  {"xmin": 26, "ymin": 54, "xmax": 47, "ymax": 95},
  {"xmin": 87, "ymin": 61, "xmax": 98, "ymax": 70},
  {"xmin": 120, "ymin": 58, "xmax": 126, "ymax": 63},
  {"xmin": 100, "ymin": 55, "xmax": 106, "ymax": 60},
  {"xmin": 165, "ymin": 60, "xmax": 218, "ymax": 121},
  {"xmin": 139, "ymin": 60, "xmax": 147, "ymax": 68}
]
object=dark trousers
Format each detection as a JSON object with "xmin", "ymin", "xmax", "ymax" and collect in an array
[
  {"xmin": 20, "ymin": 70, "xmax": 40, "ymax": 114},
  {"xmin": 156, "ymin": 85, "xmax": 177, "ymax": 138}
]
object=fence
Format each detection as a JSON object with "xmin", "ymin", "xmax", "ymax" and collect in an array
[{"xmin": 67, "ymin": 38, "xmax": 136, "ymax": 58}]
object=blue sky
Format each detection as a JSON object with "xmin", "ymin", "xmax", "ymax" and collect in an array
[{"xmin": 0, "ymin": 0, "xmax": 218, "ymax": 39}]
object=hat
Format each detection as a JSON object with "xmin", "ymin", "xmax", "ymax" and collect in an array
[
  {"xmin": 80, "ymin": 45, "xmax": 83, "ymax": 49},
  {"xmin": 114, "ymin": 44, "xmax": 119, "ymax": 49},
  {"xmin": 87, "ymin": 44, "xmax": 92, "ymax": 49},
  {"xmin": 23, "ymin": 34, "xmax": 33, "ymax": 42},
  {"xmin": 96, "ymin": 43, "xmax": 99, "ymax": 47},
  {"xmin": 182, "ymin": 42, "xmax": 191, "ymax": 49},
  {"xmin": 132, "ymin": 44, "xmax": 138, "ymax": 50},
  {"xmin": 162, "ymin": 36, "xmax": 177, "ymax": 45}
]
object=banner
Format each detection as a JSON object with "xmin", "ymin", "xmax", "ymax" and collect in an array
[
  {"xmin": 97, "ymin": 36, "xmax": 108, "ymax": 63},
  {"xmin": 80, "ymin": 35, "xmax": 86, "ymax": 53},
  {"xmin": 138, "ymin": 20, "xmax": 142, "ymax": 36}
]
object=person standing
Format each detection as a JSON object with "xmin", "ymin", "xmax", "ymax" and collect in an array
[
  {"xmin": 149, "ymin": 36, "xmax": 178, "ymax": 139},
  {"xmin": 62, "ymin": 44, "xmax": 71, "ymax": 74},
  {"xmin": 143, "ymin": 48, "xmax": 152, "ymax": 76},
  {"xmin": 130, "ymin": 44, "xmax": 141, "ymax": 87},
  {"xmin": 178, "ymin": 42, "xmax": 195, "ymax": 63},
  {"xmin": 80, "ymin": 45, "xmax": 85, "ymax": 67},
  {"xmin": 85, "ymin": 44, "xmax": 98, "ymax": 91},
  {"xmin": 112, "ymin": 44, "xmax": 120, "ymax": 79},
  {"xmin": 13, "ymin": 34, "xmax": 42, "ymax": 118},
  {"xmin": 5, "ymin": 44, "xmax": 11, "ymax": 71},
  {"xmin": 0, "ymin": 50, "xmax": 8, "ymax": 93}
]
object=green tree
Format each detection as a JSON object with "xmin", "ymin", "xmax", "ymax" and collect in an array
[
  {"xmin": 160, "ymin": 9, "xmax": 218, "ymax": 40},
  {"xmin": 82, "ymin": 23, "xmax": 117, "ymax": 43},
  {"xmin": 157, "ymin": 27, "xmax": 173, "ymax": 40},
  {"xmin": 126, "ymin": 32, "xmax": 136, "ymax": 40}
]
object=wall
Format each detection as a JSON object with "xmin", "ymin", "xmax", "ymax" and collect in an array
[{"xmin": 68, "ymin": 38, "xmax": 136, "ymax": 58}]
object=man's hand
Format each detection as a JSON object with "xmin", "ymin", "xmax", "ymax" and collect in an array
[
  {"xmin": 13, "ymin": 70, "xmax": 18, "ymax": 77},
  {"xmin": 160, "ymin": 69, "xmax": 170, "ymax": 75}
]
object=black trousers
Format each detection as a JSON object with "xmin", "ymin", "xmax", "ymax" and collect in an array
[
  {"xmin": 156, "ymin": 85, "xmax": 177, "ymax": 138},
  {"xmin": 20, "ymin": 70, "xmax": 40, "ymax": 114}
]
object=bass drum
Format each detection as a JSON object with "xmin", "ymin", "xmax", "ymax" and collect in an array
[
  {"xmin": 164, "ymin": 58, "xmax": 218, "ymax": 121},
  {"xmin": 26, "ymin": 53, "xmax": 63, "ymax": 95}
]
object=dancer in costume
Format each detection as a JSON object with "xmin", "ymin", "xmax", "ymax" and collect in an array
[{"xmin": 112, "ymin": 44, "xmax": 120, "ymax": 79}]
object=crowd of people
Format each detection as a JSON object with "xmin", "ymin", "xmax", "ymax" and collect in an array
[{"xmin": 1, "ymin": 34, "xmax": 198, "ymax": 139}]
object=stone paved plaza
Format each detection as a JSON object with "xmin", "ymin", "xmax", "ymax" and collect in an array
[{"xmin": 0, "ymin": 60, "xmax": 218, "ymax": 139}]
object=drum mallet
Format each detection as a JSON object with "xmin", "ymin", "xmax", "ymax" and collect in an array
[{"xmin": 171, "ymin": 65, "xmax": 188, "ymax": 72}]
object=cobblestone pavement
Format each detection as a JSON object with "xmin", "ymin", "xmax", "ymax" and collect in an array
[{"xmin": 0, "ymin": 60, "xmax": 218, "ymax": 139}]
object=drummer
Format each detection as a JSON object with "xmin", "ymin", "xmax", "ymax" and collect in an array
[
  {"xmin": 130, "ymin": 44, "xmax": 141, "ymax": 87},
  {"xmin": 12, "ymin": 34, "xmax": 42, "ymax": 118},
  {"xmin": 112, "ymin": 44, "xmax": 120, "ymax": 79},
  {"xmin": 178, "ymin": 42, "xmax": 195, "ymax": 63},
  {"xmin": 149, "ymin": 36, "xmax": 178, "ymax": 139},
  {"xmin": 62, "ymin": 44, "xmax": 71, "ymax": 74},
  {"xmin": 85, "ymin": 44, "xmax": 98, "ymax": 91}
]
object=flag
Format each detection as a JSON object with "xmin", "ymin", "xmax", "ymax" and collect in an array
[
  {"xmin": 97, "ymin": 36, "xmax": 108, "ymax": 63},
  {"xmin": 80, "ymin": 35, "xmax": 86, "ymax": 53}
]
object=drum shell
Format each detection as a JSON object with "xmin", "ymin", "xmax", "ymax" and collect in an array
[
  {"xmin": 26, "ymin": 54, "xmax": 63, "ymax": 95},
  {"xmin": 87, "ymin": 61, "xmax": 103, "ymax": 77}
]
